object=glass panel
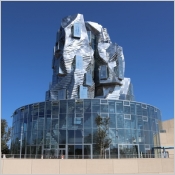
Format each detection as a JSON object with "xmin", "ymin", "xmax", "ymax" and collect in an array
[
  {"xmin": 151, "ymin": 119, "xmax": 156, "ymax": 131},
  {"xmin": 93, "ymin": 144, "xmax": 100, "ymax": 157},
  {"xmin": 116, "ymin": 101, "xmax": 123, "ymax": 113},
  {"xmin": 142, "ymin": 108, "xmax": 148, "ymax": 116},
  {"xmin": 124, "ymin": 118, "xmax": 131, "ymax": 128},
  {"xmin": 130, "ymin": 103, "xmax": 136, "ymax": 114},
  {"xmin": 59, "ymin": 130, "xmax": 66, "ymax": 144},
  {"xmin": 74, "ymin": 117, "xmax": 83, "ymax": 129},
  {"xmin": 131, "ymin": 115, "xmax": 136, "ymax": 129},
  {"xmin": 44, "ymin": 130, "xmax": 51, "ymax": 146},
  {"xmin": 84, "ymin": 113, "xmax": 92, "ymax": 128},
  {"xmin": 67, "ymin": 114, "xmax": 75, "ymax": 129},
  {"xmin": 137, "ymin": 130, "xmax": 144, "ymax": 144},
  {"xmin": 109, "ymin": 129, "xmax": 117, "ymax": 143},
  {"xmin": 79, "ymin": 85, "xmax": 88, "ymax": 99},
  {"xmin": 39, "ymin": 107, "xmax": 44, "ymax": 116},
  {"xmin": 32, "ymin": 107, "xmax": 38, "ymax": 119},
  {"xmin": 45, "ymin": 102, "xmax": 51, "ymax": 115},
  {"xmin": 68, "ymin": 145, "xmax": 74, "ymax": 159},
  {"xmin": 136, "ymin": 104, "xmax": 142, "ymax": 115},
  {"xmin": 118, "ymin": 129, "xmax": 125, "ymax": 143},
  {"xmin": 92, "ymin": 129, "xmax": 97, "ymax": 143},
  {"xmin": 52, "ymin": 119, "xmax": 59, "ymax": 129},
  {"xmin": 45, "ymin": 118, "xmax": 51, "ymax": 130},
  {"xmin": 85, "ymin": 72, "xmax": 92, "ymax": 86},
  {"xmin": 124, "ymin": 106, "xmax": 130, "ymax": 114},
  {"xmin": 109, "ymin": 114, "xmax": 116, "ymax": 128},
  {"xmin": 110, "ymin": 143, "xmax": 118, "ymax": 158},
  {"xmin": 143, "ymin": 119, "xmax": 149, "ymax": 130},
  {"xmin": 137, "ymin": 116, "xmax": 143, "ymax": 130},
  {"xmin": 84, "ymin": 145, "xmax": 91, "ymax": 159},
  {"xmin": 125, "ymin": 129, "xmax": 132, "ymax": 144},
  {"xmin": 75, "ymin": 145, "xmax": 82, "ymax": 159},
  {"xmin": 108, "ymin": 102, "xmax": 115, "ymax": 113},
  {"xmin": 99, "ymin": 65, "xmax": 108, "ymax": 80},
  {"xmin": 32, "ymin": 120, "xmax": 37, "ymax": 130},
  {"xmin": 92, "ymin": 113, "xmax": 98, "ymax": 128},
  {"xmin": 59, "ymin": 114, "xmax": 66, "ymax": 129},
  {"xmin": 84, "ymin": 100, "xmax": 91, "ymax": 112},
  {"xmin": 117, "ymin": 114, "xmax": 124, "ymax": 128},
  {"xmin": 131, "ymin": 130, "xmax": 137, "ymax": 144},
  {"xmin": 38, "ymin": 119, "xmax": 44, "ymax": 130},
  {"xmin": 149, "ymin": 106, "xmax": 154, "ymax": 118},
  {"xmin": 144, "ymin": 131, "xmax": 150, "ymax": 144},
  {"xmin": 76, "ymin": 101, "xmax": 83, "ymax": 113},
  {"xmin": 31, "ymin": 146, "xmax": 36, "ymax": 155},
  {"xmin": 73, "ymin": 23, "xmax": 81, "ymax": 38},
  {"xmin": 101, "ymin": 104, "xmax": 108, "ymax": 113},
  {"xmin": 68, "ymin": 100, "xmax": 75, "ymax": 113},
  {"xmin": 75, "ymin": 130, "xmax": 83, "ymax": 144},
  {"xmin": 37, "ymin": 130, "xmax": 43, "ymax": 145},
  {"xmin": 27, "ymin": 130, "xmax": 31, "ymax": 145},
  {"xmin": 92, "ymin": 99, "xmax": 100, "ymax": 113},
  {"xmin": 52, "ymin": 106, "xmax": 59, "ymax": 118},
  {"xmin": 75, "ymin": 55, "xmax": 83, "ymax": 69},
  {"xmin": 60, "ymin": 100, "xmax": 67, "ymax": 113},
  {"xmin": 84, "ymin": 129, "xmax": 92, "ymax": 143},
  {"xmin": 68, "ymin": 130, "xmax": 74, "ymax": 144},
  {"xmin": 51, "ymin": 129, "xmax": 58, "ymax": 146},
  {"xmin": 119, "ymin": 144, "xmax": 139, "ymax": 158}
]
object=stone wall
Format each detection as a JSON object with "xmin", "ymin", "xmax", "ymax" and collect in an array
[
  {"xmin": 160, "ymin": 118, "xmax": 174, "ymax": 157},
  {"xmin": 1, "ymin": 158, "xmax": 174, "ymax": 174}
]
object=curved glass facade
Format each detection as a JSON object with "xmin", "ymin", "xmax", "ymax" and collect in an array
[{"xmin": 11, "ymin": 99, "xmax": 161, "ymax": 159}]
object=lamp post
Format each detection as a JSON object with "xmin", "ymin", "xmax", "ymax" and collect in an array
[{"xmin": 19, "ymin": 125, "xmax": 23, "ymax": 159}]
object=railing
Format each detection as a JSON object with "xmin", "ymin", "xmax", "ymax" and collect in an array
[{"xmin": 1, "ymin": 154, "xmax": 174, "ymax": 159}]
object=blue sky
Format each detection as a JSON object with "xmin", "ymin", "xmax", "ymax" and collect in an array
[{"xmin": 1, "ymin": 1, "xmax": 174, "ymax": 126}]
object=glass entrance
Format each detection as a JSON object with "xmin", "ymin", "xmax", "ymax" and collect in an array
[
  {"xmin": 59, "ymin": 149, "xmax": 66, "ymax": 159},
  {"xmin": 105, "ymin": 148, "xmax": 110, "ymax": 159},
  {"xmin": 118, "ymin": 144, "xmax": 139, "ymax": 158},
  {"xmin": 43, "ymin": 149, "xmax": 55, "ymax": 159},
  {"xmin": 68, "ymin": 144, "xmax": 92, "ymax": 159}
]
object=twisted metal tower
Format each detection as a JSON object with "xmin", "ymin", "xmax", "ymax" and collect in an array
[{"xmin": 46, "ymin": 14, "xmax": 134, "ymax": 101}]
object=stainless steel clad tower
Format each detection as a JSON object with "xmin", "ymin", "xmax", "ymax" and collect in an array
[{"xmin": 46, "ymin": 14, "xmax": 134, "ymax": 101}]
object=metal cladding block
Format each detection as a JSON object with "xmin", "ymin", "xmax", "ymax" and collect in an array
[
  {"xmin": 50, "ymin": 91, "xmax": 58, "ymax": 101},
  {"xmin": 119, "ymin": 78, "xmax": 134, "ymax": 101},
  {"xmin": 45, "ymin": 13, "xmax": 134, "ymax": 101}
]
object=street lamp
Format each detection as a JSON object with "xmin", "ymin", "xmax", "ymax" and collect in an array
[{"xmin": 19, "ymin": 125, "xmax": 23, "ymax": 159}]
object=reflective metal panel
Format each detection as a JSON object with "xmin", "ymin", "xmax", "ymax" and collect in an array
[
  {"xmin": 50, "ymin": 91, "xmax": 58, "ymax": 100},
  {"xmin": 87, "ymin": 31, "xmax": 91, "ymax": 44},
  {"xmin": 58, "ymin": 89, "xmax": 66, "ymax": 100},
  {"xmin": 45, "ymin": 91, "xmax": 50, "ymax": 101}
]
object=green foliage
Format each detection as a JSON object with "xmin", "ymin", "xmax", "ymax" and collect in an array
[
  {"xmin": 1, "ymin": 119, "xmax": 11, "ymax": 154},
  {"xmin": 94, "ymin": 115, "xmax": 112, "ymax": 158}
]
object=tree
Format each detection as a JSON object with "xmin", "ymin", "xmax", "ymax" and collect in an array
[
  {"xmin": 1, "ymin": 119, "xmax": 11, "ymax": 154},
  {"xmin": 94, "ymin": 115, "xmax": 112, "ymax": 158}
]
